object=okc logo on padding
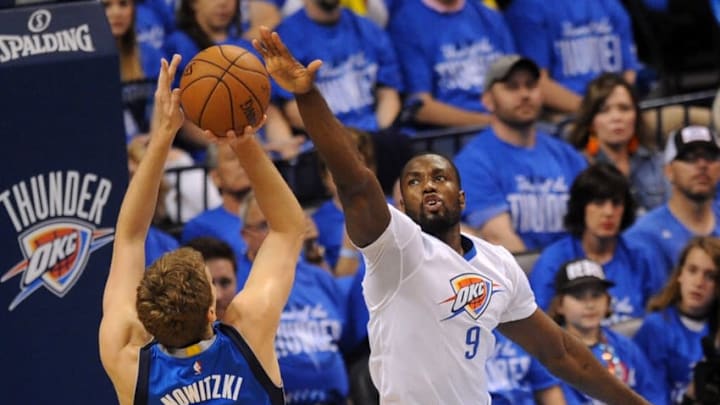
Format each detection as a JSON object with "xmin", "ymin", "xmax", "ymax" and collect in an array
[
  {"xmin": 439, "ymin": 273, "xmax": 502, "ymax": 321},
  {"xmin": 1, "ymin": 219, "xmax": 114, "ymax": 311}
]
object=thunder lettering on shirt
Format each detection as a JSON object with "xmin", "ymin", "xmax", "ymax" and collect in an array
[
  {"xmin": 486, "ymin": 337, "xmax": 532, "ymax": 393},
  {"xmin": 554, "ymin": 19, "xmax": 623, "ymax": 81},
  {"xmin": 315, "ymin": 52, "xmax": 377, "ymax": 117},
  {"xmin": 506, "ymin": 175, "xmax": 570, "ymax": 236},
  {"xmin": 435, "ymin": 38, "xmax": 504, "ymax": 93},
  {"xmin": 275, "ymin": 304, "xmax": 342, "ymax": 358}
]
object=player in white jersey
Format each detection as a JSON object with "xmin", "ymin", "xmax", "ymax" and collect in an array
[{"xmin": 253, "ymin": 27, "xmax": 651, "ymax": 405}]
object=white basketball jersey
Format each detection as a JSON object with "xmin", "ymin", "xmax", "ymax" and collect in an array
[{"xmin": 360, "ymin": 206, "xmax": 537, "ymax": 404}]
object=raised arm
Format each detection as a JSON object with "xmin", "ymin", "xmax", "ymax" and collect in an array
[
  {"xmin": 253, "ymin": 26, "xmax": 390, "ymax": 248},
  {"xmin": 213, "ymin": 118, "xmax": 306, "ymax": 382},
  {"xmin": 99, "ymin": 56, "xmax": 184, "ymax": 383},
  {"xmin": 498, "ymin": 310, "xmax": 650, "ymax": 405}
]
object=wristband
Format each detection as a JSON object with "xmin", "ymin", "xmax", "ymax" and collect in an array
[{"xmin": 339, "ymin": 247, "xmax": 360, "ymax": 260}]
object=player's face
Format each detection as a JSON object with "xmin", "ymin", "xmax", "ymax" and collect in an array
[
  {"xmin": 400, "ymin": 155, "xmax": 465, "ymax": 235},
  {"xmin": 557, "ymin": 286, "xmax": 609, "ymax": 336},
  {"xmin": 666, "ymin": 145, "xmax": 720, "ymax": 202},
  {"xmin": 103, "ymin": 0, "xmax": 134, "ymax": 38},
  {"xmin": 583, "ymin": 198, "xmax": 624, "ymax": 240},
  {"xmin": 592, "ymin": 85, "xmax": 636, "ymax": 148},
  {"xmin": 193, "ymin": 0, "xmax": 236, "ymax": 32},
  {"xmin": 485, "ymin": 69, "xmax": 542, "ymax": 128},
  {"xmin": 214, "ymin": 146, "xmax": 251, "ymax": 195},
  {"xmin": 207, "ymin": 258, "xmax": 236, "ymax": 320},
  {"xmin": 678, "ymin": 247, "xmax": 718, "ymax": 317}
]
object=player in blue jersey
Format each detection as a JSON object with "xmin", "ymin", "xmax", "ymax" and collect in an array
[
  {"xmin": 634, "ymin": 237, "xmax": 720, "ymax": 404},
  {"xmin": 99, "ymin": 54, "xmax": 306, "ymax": 405},
  {"xmin": 253, "ymin": 25, "xmax": 650, "ymax": 405}
]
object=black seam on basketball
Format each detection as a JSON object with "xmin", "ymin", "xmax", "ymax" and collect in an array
[
  {"xmin": 188, "ymin": 57, "xmax": 268, "ymax": 79},
  {"xmin": 218, "ymin": 45, "xmax": 247, "ymax": 65},
  {"xmin": 196, "ymin": 76, "xmax": 222, "ymax": 131},
  {"xmin": 196, "ymin": 79, "xmax": 234, "ymax": 135},
  {"xmin": 220, "ymin": 52, "xmax": 265, "ymax": 126}
]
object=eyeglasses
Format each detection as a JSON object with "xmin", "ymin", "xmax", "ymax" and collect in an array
[{"xmin": 243, "ymin": 220, "xmax": 268, "ymax": 233}]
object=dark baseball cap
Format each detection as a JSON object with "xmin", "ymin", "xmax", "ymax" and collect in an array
[
  {"xmin": 483, "ymin": 55, "xmax": 540, "ymax": 90},
  {"xmin": 664, "ymin": 125, "xmax": 720, "ymax": 164},
  {"xmin": 555, "ymin": 259, "xmax": 615, "ymax": 292}
]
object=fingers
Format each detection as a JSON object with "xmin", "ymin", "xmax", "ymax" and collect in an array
[
  {"xmin": 252, "ymin": 114, "xmax": 268, "ymax": 132},
  {"xmin": 307, "ymin": 59, "xmax": 323, "ymax": 76},
  {"xmin": 167, "ymin": 54, "xmax": 181, "ymax": 85}
]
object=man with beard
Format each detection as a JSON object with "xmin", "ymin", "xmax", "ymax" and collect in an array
[
  {"xmin": 454, "ymin": 56, "xmax": 587, "ymax": 253},
  {"xmin": 624, "ymin": 125, "xmax": 720, "ymax": 278},
  {"xmin": 252, "ymin": 26, "xmax": 651, "ymax": 405},
  {"xmin": 181, "ymin": 143, "xmax": 252, "ymax": 264}
]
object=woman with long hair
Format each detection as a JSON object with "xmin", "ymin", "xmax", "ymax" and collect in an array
[
  {"xmin": 104, "ymin": 0, "xmax": 163, "ymax": 141},
  {"xmin": 529, "ymin": 163, "xmax": 661, "ymax": 324},
  {"xmin": 634, "ymin": 236, "xmax": 720, "ymax": 404},
  {"xmin": 568, "ymin": 73, "xmax": 669, "ymax": 214}
]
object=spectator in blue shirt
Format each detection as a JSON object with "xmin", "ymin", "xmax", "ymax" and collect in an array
[
  {"xmin": 454, "ymin": 56, "xmax": 586, "ymax": 252},
  {"xmin": 530, "ymin": 163, "xmax": 661, "ymax": 324},
  {"xmin": 624, "ymin": 126, "xmax": 720, "ymax": 278},
  {"xmin": 634, "ymin": 236, "xmax": 720, "ymax": 404},
  {"xmin": 569, "ymin": 73, "xmax": 669, "ymax": 214},
  {"xmin": 548, "ymin": 259, "xmax": 666, "ymax": 405}
]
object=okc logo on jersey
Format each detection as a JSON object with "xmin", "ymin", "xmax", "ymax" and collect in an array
[
  {"xmin": 439, "ymin": 273, "xmax": 502, "ymax": 321},
  {"xmin": 1, "ymin": 219, "xmax": 113, "ymax": 310}
]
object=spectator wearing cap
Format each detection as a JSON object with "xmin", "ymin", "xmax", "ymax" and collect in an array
[
  {"xmin": 454, "ymin": 55, "xmax": 587, "ymax": 253},
  {"xmin": 547, "ymin": 259, "xmax": 666, "ymax": 405},
  {"xmin": 530, "ymin": 163, "xmax": 661, "ymax": 325},
  {"xmin": 624, "ymin": 125, "xmax": 720, "ymax": 279},
  {"xmin": 386, "ymin": 0, "xmax": 516, "ymax": 130},
  {"xmin": 633, "ymin": 236, "xmax": 720, "ymax": 404}
]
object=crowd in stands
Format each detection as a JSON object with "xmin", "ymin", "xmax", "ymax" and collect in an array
[{"xmin": 106, "ymin": 0, "xmax": 720, "ymax": 403}]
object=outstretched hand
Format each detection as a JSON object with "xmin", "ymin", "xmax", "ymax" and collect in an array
[
  {"xmin": 202, "ymin": 114, "xmax": 268, "ymax": 149},
  {"xmin": 252, "ymin": 26, "xmax": 322, "ymax": 95},
  {"xmin": 151, "ymin": 54, "xmax": 184, "ymax": 138}
]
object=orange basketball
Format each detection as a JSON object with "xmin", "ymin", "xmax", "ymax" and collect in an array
[{"xmin": 179, "ymin": 45, "xmax": 271, "ymax": 135}]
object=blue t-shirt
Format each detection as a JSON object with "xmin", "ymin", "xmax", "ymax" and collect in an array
[
  {"xmin": 454, "ymin": 127, "xmax": 587, "ymax": 250},
  {"xmin": 387, "ymin": 0, "xmax": 515, "ymax": 113},
  {"xmin": 275, "ymin": 9, "xmax": 403, "ymax": 131},
  {"xmin": 623, "ymin": 204, "xmax": 720, "ymax": 277},
  {"xmin": 311, "ymin": 199, "xmax": 345, "ymax": 269},
  {"xmin": 486, "ymin": 331, "xmax": 559, "ymax": 405},
  {"xmin": 136, "ymin": 2, "xmax": 168, "ymax": 54},
  {"xmin": 145, "ymin": 225, "xmax": 179, "ymax": 267},
  {"xmin": 181, "ymin": 206, "xmax": 247, "ymax": 270},
  {"xmin": 529, "ymin": 235, "xmax": 661, "ymax": 324},
  {"xmin": 236, "ymin": 259, "xmax": 350, "ymax": 404},
  {"xmin": 560, "ymin": 327, "xmax": 665, "ymax": 405},
  {"xmin": 163, "ymin": 30, "xmax": 259, "ymax": 87},
  {"xmin": 504, "ymin": 0, "xmax": 639, "ymax": 94},
  {"xmin": 634, "ymin": 307, "xmax": 708, "ymax": 404},
  {"xmin": 136, "ymin": 322, "xmax": 284, "ymax": 405}
]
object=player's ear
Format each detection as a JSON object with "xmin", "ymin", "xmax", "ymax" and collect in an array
[{"xmin": 458, "ymin": 190, "xmax": 465, "ymax": 212}]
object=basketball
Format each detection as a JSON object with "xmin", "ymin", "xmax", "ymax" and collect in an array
[{"xmin": 179, "ymin": 45, "xmax": 271, "ymax": 135}]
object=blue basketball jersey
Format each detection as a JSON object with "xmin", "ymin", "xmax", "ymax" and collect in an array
[{"xmin": 134, "ymin": 323, "xmax": 284, "ymax": 405}]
